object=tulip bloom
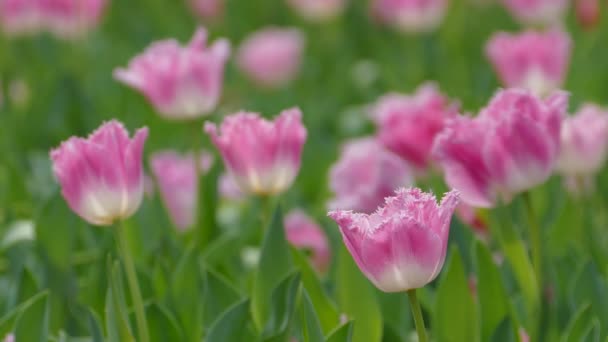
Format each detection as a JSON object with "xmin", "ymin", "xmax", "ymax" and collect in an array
[
  {"xmin": 328, "ymin": 138, "xmax": 413, "ymax": 214},
  {"xmin": 50, "ymin": 120, "xmax": 148, "ymax": 226},
  {"xmin": 556, "ymin": 104, "xmax": 608, "ymax": 176},
  {"xmin": 371, "ymin": 0, "xmax": 448, "ymax": 33},
  {"xmin": 236, "ymin": 27, "xmax": 304, "ymax": 88},
  {"xmin": 486, "ymin": 29, "xmax": 571, "ymax": 97},
  {"xmin": 433, "ymin": 89, "xmax": 568, "ymax": 207},
  {"xmin": 284, "ymin": 210, "xmax": 331, "ymax": 273},
  {"xmin": 576, "ymin": 0, "xmax": 600, "ymax": 30},
  {"xmin": 150, "ymin": 150, "xmax": 213, "ymax": 230},
  {"xmin": 114, "ymin": 27, "xmax": 230, "ymax": 120},
  {"xmin": 501, "ymin": 0, "xmax": 568, "ymax": 26},
  {"xmin": 188, "ymin": 0, "xmax": 223, "ymax": 20},
  {"xmin": 286, "ymin": 0, "xmax": 347, "ymax": 22},
  {"xmin": 371, "ymin": 83, "xmax": 458, "ymax": 169},
  {"xmin": 0, "ymin": 0, "xmax": 106, "ymax": 39},
  {"xmin": 329, "ymin": 188, "xmax": 460, "ymax": 292},
  {"xmin": 205, "ymin": 107, "xmax": 307, "ymax": 195}
]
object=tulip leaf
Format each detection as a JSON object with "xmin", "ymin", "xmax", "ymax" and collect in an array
[
  {"xmin": 0, "ymin": 291, "xmax": 48, "ymax": 337},
  {"xmin": 170, "ymin": 245, "xmax": 203, "ymax": 340},
  {"xmin": 86, "ymin": 308, "xmax": 105, "ymax": 342},
  {"xmin": 205, "ymin": 299, "xmax": 253, "ymax": 342},
  {"xmin": 201, "ymin": 267, "xmax": 242, "ymax": 327},
  {"xmin": 261, "ymin": 272, "xmax": 301, "ymax": 340},
  {"xmin": 299, "ymin": 288, "xmax": 325, "ymax": 342},
  {"xmin": 252, "ymin": 205, "xmax": 294, "ymax": 330},
  {"xmin": 435, "ymin": 247, "xmax": 476, "ymax": 342},
  {"xmin": 336, "ymin": 245, "xmax": 382, "ymax": 342},
  {"xmin": 291, "ymin": 247, "xmax": 340, "ymax": 334},
  {"xmin": 147, "ymin": 302, "xmax": 183, "ymax": 342},
  {"xmin": 560, "ymin": 303, "xmax": 600, "ymax": 342},
  {"xmin": 476, "ymin": 240, "xmax": 510, "ymax": 341},
  {"xmin": 489, "ymin": 317, "xmax": 516, "ymax": 342},
  {"xmin": 14, "ymin": 290, "xmax": 49, "ymax": 342},
  {"xmin": 325, "ymin": 321, "xmax": 354, "ymax": 342}
]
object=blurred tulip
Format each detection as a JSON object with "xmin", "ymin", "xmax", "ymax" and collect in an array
[
  {"xmin": 556, "ymin": 104, "xmax": 608, "ymax": 176},
  {"xmin": 286, "ymin": 0, "xmax": 347, "ymax": 22},
  {"xmin": 501, "ymin": 0, "xmax": 568, "ymax": 26},
  {"xmin": 114, "ymin": 27, "xmax": 230, "ymax": 120},
  {"xmin": 0, "ymin": 0, "xmax": 107, "ymax": 39},
  {"xmin": 50, "ymin": 120, "xmax": 148, "ymax": 226},
  {"xmin": 236, "ymin": 27, "xmax": 304, "ymax": 88},
  {"xmin": 329, "ymin": 188, "xmax": 460, "ymax": 292},
  {"xmin": 576, "ymin": 0, "xmax": 600, "ymax": 30},
  {"xmin": 150, "ymin": 150, "xmax": 213, "ymax": 230},
  {"xmin": 205, "ymin": 108, "xmax": 307, "ymax": 196},
  {"xmin": 284, "ymin": 209, "xmax": 331, "ymax": 273},
  {"xmin": 218, "ymin": 172, "xmax": 245, "ymax": 201},
  {"xmin": 455, "ymin": 203, "xmax": 488, "ymax": 239},
  {"xmin": 328, "ymin": 137, "xmax": 413, "ymax": 214},
  {"xmin": 2, "ymin": 334, "xmax": 14, "ymax": 342},
  {"xmin": 486, "ymin": 29, "xmax": 571, "ymax": 97},
  {"xmin": 188, "ymin": 0, "xmax": 223, "ymax": 21},
  {"xmin": 371, "ymin": 82, "xmax": 458, "ymax": 169},
  {"xmin": 433, "ymin": 89, "xmax": 568, "ymax": 207},
  {"xmin": 371, "ymin": 0, "xmax": 448, "ymax": 33}
]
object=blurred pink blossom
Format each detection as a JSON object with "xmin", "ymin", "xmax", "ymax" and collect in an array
[
  {"xmin": 287, "ymin": 0, "xmax": 347, "ymax": 22},
  {"xmin": 205, "ymin": 108, "xmax": 307, "ymax": 196},
  {"xmin": 50, "ymin": 120, "xmax": 148, "ymax": 225},
  {"xmin": 237, "ymin": 27, "xmax": 305, "ymax": 88},
  {"xmin": 486, "ymin": 29, "xmax": 571, "ymax": 97},
  {"xmin": 188, "ymin": 0, "xmax": 223, "ymax": 21},
  {"xmin": 576, "ymin": 0, "xmax": 600, "ymax": 30},
  {"xmin": 371, "ymin": 82, "xmax": 458, "ymax": 169},
  {"xmin": 284, "ymin": 209, "xmax": 331, "ymax": 273},
  {"xmin": 329, "ymin": 188, "xmax": 459, "ymax": 292},
  {"xmin": 502, "ymin": 0, "xmax": 568, "ymax": 26},
  {"xmin": 328, "ymin": 137, "xmax": 413, "ymax": 214},
  {"xmin": 114, "ymin": 27, "xmax": 230, "ymax": 120},
  {"xmin": 218, "ymin": 172, "xmax": 245, "ymax": 201},
  {"xmin": 371, "ymin": 0, "xmax": 448, "ymax": 33}
]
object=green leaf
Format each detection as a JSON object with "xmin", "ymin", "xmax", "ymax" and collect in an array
[
  {"xmin": 0, "ymin": 291, "xmax": 48, "ymax": 337},
  {"xmin": 201, "ymin": 267, "xmax": 242, "ymax": 327},
  {"xmin": 434, "ymin": 247, "xmax": 476, "ymax": 342},
  {"xmin": 561, "ymin": 304, "xmax": 599, "ymax": 342},
  {"xmin": 262, "ymin": 273, "xmax": 301, "ymax": 341},
  {"xmin": 14, "ymin": 291, "xmax": 49, "ymax": 342},
  {"xmin": 105, "ymin": 259, "xmax": 135, "ymax": 342},
  {"xmin": 325, "ymin": 322, "xmax": 354, "ymax": 342},
  {"xmin": 205, "ymin": 299, "xmax": 253, "ymax": 342},
  {"xmin": 299, "ymin": 289, "xmax": 325, "ymax": 342},
  {"xmin": 291, "ymin": 247, "xmax": 340, "ymax": 334},
  {"xmin": 476, "ymin": 241, "xmax": 510, "ymax": 341},
  {"xmin": 336, "ymin": 245, "xmax": 382, "ymax": 342},
  {"xmin": 489, "ymin": 318, "xmax": 517, "ymax": 342},
  {"xmin": 170, "ymin": 246, "xmax": 203, "ymax": 340},
  {"xmin": 252, "ymin": 205, "xmax": 293, "ymax": 329},
  {"xmin": 86, "ymin": 308, "xmax": 104, "ymax": 342},
  {"xmin": 147, "ymin": 302, "xmax": 183, "ymax": 342}
]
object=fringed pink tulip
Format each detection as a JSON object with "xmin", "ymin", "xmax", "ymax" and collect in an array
[
  {"xmin": 150, "ymin": 150, "xmax": 213, "ymax": 230},
  {"xmin": 287, "ymin": 0, "xmax": 347, "ymax": 22},
  {"xmin": 433, "ymin": 89, "xmax": 568, "ymax": 207},
  {"xmin": 236, "ymin": 27, "xmax": 304, "ymax": 88},
  {"xmin": 501, "ymin": 0, "xmax": 568, "ymax": 26},
  {"xmin": 556, "ymin": 104, "xmax": 608, "ymax": 176},
  {"xmin": 50, "ymin": 120, "xmax": 148, "ymax": 226},
  {"xmin": 114, "ymin": 27, "xmax": 230, "ymax": 120},
  {"xmin": 205, "ymin": 108, "xmax": 307, "ymax": 195},
  {"xmin": 486, "ymin": 29, "xmax": 571, "ymax": 97},
  {"xmin": 371, "ymin": 83, "xmax": 458, "ymax": 169},
  {"xmin": 329, "ymin": 188, "xmax": 460, "ymax": 292},
  {"xmin": 371, "ymin": 0, "xmax": 448, "ymax": 33},
  {"xmin": 284, "ymin": 210, "xmax": 331, "ymax": 273},
  {"xmin": 0, "ymin": 0, "xmax": 106, "ymax": 39},
  {"xmin": 328, "ymin": 138, "xmax": 413, "ymax": 214},
  {"xmin": 188, "ymin": 0, "xmax": 223, "ymax": 21}
]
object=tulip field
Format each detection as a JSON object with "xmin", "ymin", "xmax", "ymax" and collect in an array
[{"xmin": 2, "ymin": 0, "xmax": 608, "ymax": 341}]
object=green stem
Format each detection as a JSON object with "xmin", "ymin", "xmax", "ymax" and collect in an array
[
  {"xmin": 114, "ymin": 221, "xmax": 149, "ymax": 342},
  {"xmin": 407, "ymin": 289, "xmax": 428, "ymax": 342},
  {"xmin": 522, "ymin": 192, "xmax": 542, "ymax": 291},
  {"xmin": 190, "ymin": 122, "xmax": 207, "ymax": 247}
]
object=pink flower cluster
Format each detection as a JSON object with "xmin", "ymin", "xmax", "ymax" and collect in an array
[{"xmin": 0, "ymin": 0, "xmax": 107, "ymax": 39}]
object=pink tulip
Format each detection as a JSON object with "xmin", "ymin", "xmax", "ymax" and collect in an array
[
  {"xmin": 286, "ymin": 0, "xmax": 347, "ymax": 22},
  {"xmin": 576, "ymin": 0, "xmax": 600, "ymax": 30},
  {"xmin": 0, "ymin": 0, "xmax": 106, "ymax": 39},
  {"xmin": 328, "ymin": 137, "xmax": 413, "ymax": 214},
  {"xmin": 236, "ymin": 27, "xmax": 304, "ymax": 88},
  {"xmin": 205, "ymin": 108, "xmax": 307, "ymax": 195},
  {"xmin": 556, "ymin": 104, "xmax": 608, "ymax": 176},
  {"xmin": 486, "ymin": 29, "xmax": 571, "ymax": 97},
  {"xmin": 114, "ymin": 27, "xmax": 230, "ymax": 120},
  {"xmin": 433, "ymin": 89, "xmax": 568, "ymax": 207},
  {"xmin": 371, "ymin": 0, "xmax": 448, "ymax": 33},
  {"xmin": 50, "ymin": 120, "xmax": 148, "ymax": 226},
  {"xmin": 501, "ymin": 0, "xmax": 568, "ymax": 26},
  {"xmin": 2, "ymin": 334, "xmax": 14, "ymax": 342},
  {"xmin": 329, "ymin": 188, "xmax": 460, "ymax": 292},
  {"xmin": 150, "ymin": 150, "xmax": 213, "ymax": 230},
  {"xmin": 284, "ymin": 209, "xmax": 331, "ymax": 273},
  {"xmin": 188, "ymin": 0, "xmax": 223, "ymax": 21},
  {"xmin": 371, "ymin": 83, "xmax": 458, "ymax": 169},
  {"xmin": 218, "ymin": 172, "xmax": 245, "ymax": 201}
]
